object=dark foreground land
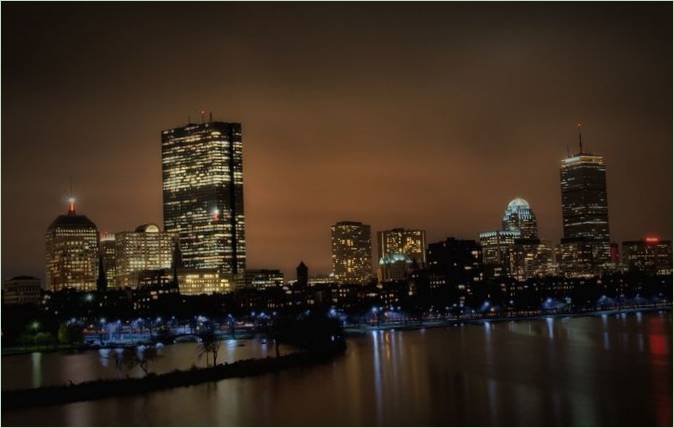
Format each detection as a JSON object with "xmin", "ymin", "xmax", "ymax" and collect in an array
[{"xmin": 2, "ymin": 341, "xmax": 346, "ymax": 410}]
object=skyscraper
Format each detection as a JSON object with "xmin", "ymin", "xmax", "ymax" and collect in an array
[
  {"xmin": 45, "ymin": 198, "xmax": 99, "ymax": 292},
  {"xmin": 114, "ymin": 224, "xmax": 175, "ymax": 289},
  {"xmin": 560, "ymin": 124, "xmax": 610, "ymax": 276},
  {"xmin": 377, "ymin": 228, "xmax": 426, "ymax": 282},
  {"xmin": 502, "ymin": 198, "xmax": 538, "ymax": 239},
  {"xmin": 161, "ymin": 120, "xmax": 246, "ymax": 282},
  {"xmin": 99, "ymin": 233, "xmax": 116, "ymax": 288},
  {"xmin": 331, "ymin": 221, "xmax": 373, "ymax": 284}
]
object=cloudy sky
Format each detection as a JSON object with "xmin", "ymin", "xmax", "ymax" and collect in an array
[{"xmin": 3, "ymin": 3, "xmax": 671, "ymax": 279}]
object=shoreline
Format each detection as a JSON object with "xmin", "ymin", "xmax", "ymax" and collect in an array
[
  {"xmin": 344, "ymin": 305, "xmax": 672, "ymax": 334},
  {"xmin": 2, "ymin": 342, "xmax": 347, "ymax": 410},
  {"xmin": 3, "ymin": 305, "xmax": 670, "ymax": 357}
]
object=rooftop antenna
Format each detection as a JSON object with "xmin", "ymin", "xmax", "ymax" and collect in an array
[
  {"xmin": 67, "ymin": 177, "xmax": 76, "ymax": 215},
  {"xmin": 200, "ymin": 110, "xmax": 206, "ymax": 123},
  {"xmin": 577, "ymin": 122, "xmax": 583, "ymax": 154}
]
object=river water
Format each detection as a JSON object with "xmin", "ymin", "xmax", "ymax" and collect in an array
[{"xmin": 2, "ymin": 311, "xmax": 672, "ymax": 426}]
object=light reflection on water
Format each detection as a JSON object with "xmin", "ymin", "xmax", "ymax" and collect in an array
[{"xmin": 2, "ymin": 312, "xmax": 672, "ymax": 426}]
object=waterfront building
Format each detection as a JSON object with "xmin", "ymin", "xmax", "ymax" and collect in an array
[
  {"xmin": 114, "ymin": 224, "xmax": 174, "ymax": 289},
  {"xmin": 502, "ymin": 198, "xmax": 538, "ymax": 239},
  {"xmin": 161, "ymin": 119, "xmax": 246, "ymax": 282},
  {"xmin": 2, "ymin": 276, "xmax": 42, "ymax": 305},
  {"xmin": 331, "ymin": 221, "xmax": 373, "ymax": 284},
  {"xmin": 479, "ymin": 230, "xmax": 520, "ymax": 278},
  {"xmin": 99, "ymin": 234, "xmax": 116, "ymax": 288},
  {"xmin": 377, "ymin": 228, "xmax": 426, "ymax": 282},
  {"xmin": 622, "ymin": 237, "xmax": 672, "ymax": 275},
  {"xmin": 244, "ymin": 269, "xmax": 285, "ymax": 290},
  {"xmin": 426, "ymin": 238, "xmax": 483, "ymax": 296},
  {"xmin": 45, "ymin": 198, "xmax": 99, "ymax": 292},
  {"xmin": 560, "ymin": 125, "xmax": 610, "ymax": 276}
]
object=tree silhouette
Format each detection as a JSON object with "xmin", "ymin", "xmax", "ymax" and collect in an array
[{"xmin": 198, "ymin": 331, "xmax": 221, "ymax": 367}]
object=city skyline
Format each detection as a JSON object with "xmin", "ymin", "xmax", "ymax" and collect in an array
[{"xmin": 3, "ymin": 3, "xmax": 672, "ymax": 279}]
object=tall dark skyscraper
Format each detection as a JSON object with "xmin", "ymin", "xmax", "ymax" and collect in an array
[
  {"xmin": 161, "ymin": 120, "xmax": 246, "ymax": 282},
  {"xmin": 559, "ymin": 125, "xmax": 610, "ymax": 276}
]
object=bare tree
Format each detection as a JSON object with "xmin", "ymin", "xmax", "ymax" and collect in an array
[{"xmin": 198, "ymin": 331, "xmax": 221, "ymax": 367}]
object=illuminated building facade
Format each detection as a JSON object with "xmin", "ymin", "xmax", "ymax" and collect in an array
[
  {"xmin": 99, "ymin": 234, "xmax": 116, "ymax": 288},
  {"xmin": 179, "ymin": 269, "xmax": 232, "ymax": 295},
  {"xmin": 2, "ymin": 276, "xmax": 42, "ymax": 305},
  {"xmin": 502, "ymin": 198, "xmax": 538, "ymax": 239},
  {"xmin": 162, "ymin": 120, "xmax": 246, "ymax": 282},
  {"xmin": 510, "ymin": 239, "xmax": 555, "ymax": 281},
  {"xmin": 331, "ymin": 221, "xmax": 373, "ymax": 284},
  {"xmin": 560, "ymin": 127, "xmax": 610, "ymax": 276},
  {"xmin": 45, "ymin": 199, "xmax": 99, "ymax": 292},
  {"xmin": 114, "ymin": 224, "xmax": 174, "ymax": 289},
  {"xmin": 622, "ymin": 237, "xmax": 672, "ymax": 275},
  {"xmin": 244, "ymin": 269, "xmax": 285, "ymax": 289},
  {"xmin": 377, "ymin": 228, "xmax": 426, "ymax": 282},
  {"xmin": 479, "ymin": 230, "xmax": 520, "ymax": 278},
  {"xmin": 427, "ymin": 238, "xmax": 482, "ymax": 296}
]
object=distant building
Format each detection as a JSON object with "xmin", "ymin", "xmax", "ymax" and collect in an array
[
  {"xmin": 2, "ymin": 276, "xmax": 42, "ymax": 305},
  {"xmin": 622, "ymin": 237, "xmax": 672, "ymax": 275},
  {"xmin": 427, "ymin": 238, "xmax": 482, "ymax": 297},
  {"xmin": 99, "ymin": 234, "xmax": 117, "ymax": 288},
  {"xmin": 161, "ymin": 120, "xmax": 246, "ymax": 282},
  {"xmin": 114, "ymin": 224, "xmax": 174, "ymax": 289},
  {"xmin": 331, "ymin": 221, "xmax": 373, "ymax": 284},
  {"xmin": 308, "ymin": 274, "xmax": 333, "ymax": 287},
  {"xmin": 509, "ymin": 239, "xmax": 555, "ymax": 281},
  {"xmin": 479, "ymin": 230, "xmax": 520, "ymax": 278},
  {"xmin": 244, "ymin": 269, "xmax": 285, "ymax": 290},
  {"xmin": 45, "ymin": 199, "xmax": 99, "ymax": 292},
  {"xmin": 296, "ymin": 261, "xmax": 309, "ymax": 288},
  {"xmin": 502, "ymin": 198, "xmax": 538, "ymax": 239},
  {"xmin": 560, "ymin": 126, "xmax": 610, "ymax": 276},
  {"xmin": 377, "ymin": 228, "xmax": 426, "ymax": 282},
  {"xmin": 179, "ymin": 269, "xmax": 232, "ymax": 295}
]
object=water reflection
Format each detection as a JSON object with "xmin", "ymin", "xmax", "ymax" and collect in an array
[{"xmin": 3, "ymin": 312, "xmax": 671, "ymax": 427}]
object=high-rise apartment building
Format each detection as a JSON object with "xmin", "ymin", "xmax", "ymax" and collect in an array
[
  {"xmin": 560, "ymin": 125, "xmax": 610, "ymax": 276},
  {"xmin": 622, "ymin": 237, "xmax": 672, "ymax": 275},
  {"xmin": 331, "ymin": 221, "xmax": 373, "ymax": 284},
  {"xmin": 114, "ymin": 224, "xmax": 174, "ymax": 288},
  {"xmin": 161, "ymin": 120, "xmax": 245, "ymax": 282},
  {"xmin": 479, "ymin": 230, "xmax": 520, "ymax": 278},
  {"xmin": 377, "ymin": 228, "xmax": 426, "ymax": 282},
  {"xmin": 427, "ymin": 238, "xmax": 483, "ymax": 296},
  {"xmin": 45, "ymin": 199, "xmax": 99, "ymax": 292}
]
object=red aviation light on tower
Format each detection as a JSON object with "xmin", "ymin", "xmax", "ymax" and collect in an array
[
  {"xmin": 645, "ymin": 236, "xmax": 660, "ymax": 245},
  {"xmin": 67, "ymin": 197, "xmax": 76, "ymax": 215}
]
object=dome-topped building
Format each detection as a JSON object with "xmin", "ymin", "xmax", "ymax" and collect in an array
[
  {"xmin": 502, "ymin": 197, "xmax": 538, "ymax": 239},
  {"xmin": 45, "ymin": 198, "xmax": 99, "ymax": 292}
]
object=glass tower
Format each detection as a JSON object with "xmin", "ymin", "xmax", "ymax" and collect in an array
[{"xmin": 161, "ymin": 121, "xmax": 246, "ymax": 280}]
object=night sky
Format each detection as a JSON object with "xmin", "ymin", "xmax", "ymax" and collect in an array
[{"xmin": 3, "ymin": 3, "xmax": 672, "ymax": 280}]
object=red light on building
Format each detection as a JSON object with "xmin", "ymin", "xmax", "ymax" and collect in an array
[{"xmin": 645, "ymin": 236, "xmax": 660, "ymax": 244}]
